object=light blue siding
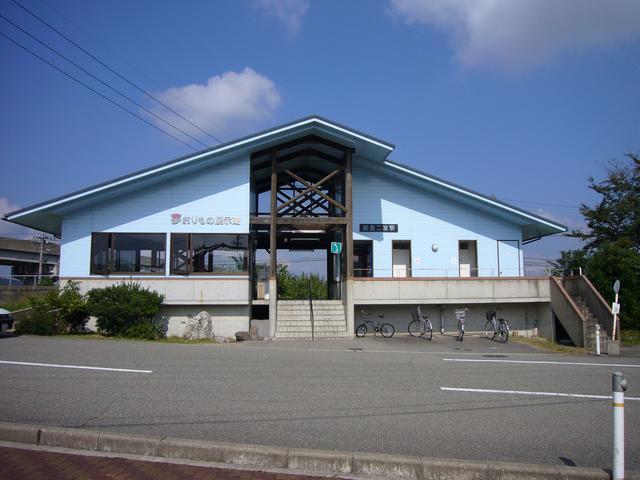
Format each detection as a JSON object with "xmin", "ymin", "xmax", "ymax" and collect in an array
[
  {"xmin": 352, "ymin": 163, "xmax": 523, "ymax": 277},
  {"xmin": 60, "ymin": 155, "xmax": 250, "ymax": 277},
  {"xmin": 498, "ymin": 240, "xmax": 522, "ymax": 276}
]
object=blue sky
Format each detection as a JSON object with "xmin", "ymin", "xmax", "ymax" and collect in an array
[{"xmin": 1, "ymin": 0, "xmax": 639, "ymax": 271}]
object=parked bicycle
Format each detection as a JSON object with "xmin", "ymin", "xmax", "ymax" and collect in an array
[
  {"xmin": 356, "ymin": 310, "xmax": 395, "ymax": 338},
  {"xmin": 408, "ymin": 306, "xmax": 433, "ymax": 340},
  {"xmin": 455, "ymin": 308, "xmax": 469, "ymax": 342},
  {"xmin": 485, "ymin": 310, "xmax": 509, "ymax": 343}
]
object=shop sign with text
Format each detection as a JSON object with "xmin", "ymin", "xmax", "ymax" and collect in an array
[{"xmin": 171, "ymin": 213, "xmax": 241, "ymax": 226}]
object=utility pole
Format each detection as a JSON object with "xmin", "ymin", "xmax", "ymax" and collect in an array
[{"xmin": 34, "ymin": 232, "xmax": 49, "ymax": 283}]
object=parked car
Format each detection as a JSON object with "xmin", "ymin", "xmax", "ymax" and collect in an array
[{"xmin": 0, "ymin": 308, "xmax": 14, "ymax": 331}]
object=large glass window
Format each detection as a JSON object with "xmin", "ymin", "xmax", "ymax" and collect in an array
[
  {"xmin": 90, "ymin": 233, "xmax": 166, "ymax": 274},
  {"xmin": 170, "ymin": 233, "xmax": 248, "ymax": 275}
]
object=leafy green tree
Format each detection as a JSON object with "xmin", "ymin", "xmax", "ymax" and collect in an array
[
  {"xmin": 277, "ymin": 264, "xmax": 328, "ymax": 300},
  {"xmin": 554, "ymin": 153, "xmax": 640, "ymax": 330},
  {"xmin": 569, "ymin": 153, "xmax": 639, "ymax": 252}
]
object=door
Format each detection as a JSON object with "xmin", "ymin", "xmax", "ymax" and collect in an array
[
  {"xmin": 392, "ymin": 240, "xmax": 411, "ymax": 278},
  {"xmin": 497, "ymin": 240, "xmax": 520, "ymax": 277},
  {"xmin": 458, "ymin": 240, "xmax": 478, "ymax": 277}
]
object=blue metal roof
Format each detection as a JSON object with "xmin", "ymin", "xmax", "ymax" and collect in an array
[{"xmin": 3, "ymin": 115, "xmax": 566, "ymax": 241}]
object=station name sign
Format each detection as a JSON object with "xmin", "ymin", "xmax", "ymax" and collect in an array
[
  {"xmin": 171, "ymin": 213, "xmax": 241, "ymax": 226},
  {"xmin": 359, "ymin": 224, "xmax": 398, "ymax": 233}
]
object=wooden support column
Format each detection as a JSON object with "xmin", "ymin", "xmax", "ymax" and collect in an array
[
  {"xmin": 344, "ymin": 150, "xmax": 355, "ymax": 335},
  {"xmin": 269, "ymin": 150, "xmax": 278, "ymax": 338}
]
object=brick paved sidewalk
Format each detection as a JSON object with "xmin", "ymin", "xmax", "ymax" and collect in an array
[{"xmin": 0, "ymin": 447, "xmax": 330, "ymax": 480}]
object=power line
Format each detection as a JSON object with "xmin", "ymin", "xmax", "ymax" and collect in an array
[
  {"xmin": 0, "ymin": 30, "xmax": 198, "ymax": 151},
  {"xmin": 38, "ymin": 0, "xmax": 222, "ymax": 135},
  {"xmin": 0, "ymin": 13, "xmax": 209, "ymax": 149},
  {"xmin": 501, "ymin": 198, "xmax": 579, "ymax": 210},
  {"xmin": 11, "ymin": 0, "xmax": 223, "ymax": 144}
]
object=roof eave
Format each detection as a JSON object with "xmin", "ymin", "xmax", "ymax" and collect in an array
[
  {"xmin": 383, "ymin": 160, "xmax": 568, "ymax": 235},
  {"xmin": 5, "ymin": 116, "xmax": 394, "ymax": 222}
]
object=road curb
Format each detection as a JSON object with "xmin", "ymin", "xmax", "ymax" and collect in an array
[{"xmin": 0, "ymin": 421, "xmax": 637, "ymax": 479}]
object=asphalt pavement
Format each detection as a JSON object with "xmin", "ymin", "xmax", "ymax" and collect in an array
[{"xmin": 0, "ymin": 334, "xmax": 638, "ymax": 471}]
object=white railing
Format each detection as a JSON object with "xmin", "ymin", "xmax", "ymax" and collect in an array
[{"xmin": 353, "ymin": 266, "xmax": 553, "ymax": 278}]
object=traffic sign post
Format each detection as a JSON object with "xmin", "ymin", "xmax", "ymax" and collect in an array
[{"xmin": 612, "ymin": 280, "xmax": 620, "ymax": 341}]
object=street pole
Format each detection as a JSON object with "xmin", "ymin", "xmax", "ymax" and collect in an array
[
  {"xmin": 595, "ymin": 324, "xmax": 601, "ymax": 356},
  {"xmin": 37, "ymin": 233, "xmax": 45, "ymax": 283},
  {"xmin": 612, "ymin": 372, "xmax": 628, "ymax": 480}
]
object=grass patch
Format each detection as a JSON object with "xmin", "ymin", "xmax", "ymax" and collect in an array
[
  {"xmin": 61, "ymin": 333, "xmax": 218, "ymax": 344},
  {"xmin": 1, "ymin": 298, "xmax": 33, "ymax": 312},
  {"xmin": 621, "ymin": 330, "xmax": 640, "ymax": 346},
  {"xmin": 510, "ymin": 335, "xmax": 586, "ymax": 355}
]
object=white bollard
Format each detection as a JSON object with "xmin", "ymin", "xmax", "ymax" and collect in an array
[
  {"xmin": 613, "ymin": 372, "xmax": 628, "ymax": 480},
  {"xmin": 595, "ymin": 324, "xmax": 601, "ymax": 356}
]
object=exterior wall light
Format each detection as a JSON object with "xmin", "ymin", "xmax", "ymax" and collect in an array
[{"xmin": 431, "ymin": 243, "xmax": 438, "ymax": 252}]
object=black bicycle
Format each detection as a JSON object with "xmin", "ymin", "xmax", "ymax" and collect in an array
[
  {"xmin": 356, "ymin": 310, "xmax": 395, "ymax": 338},
  {"xmin": 485, "ymin": 310, "xmax": 509, "ymax": 343},
  {"xmin": 408, "ymin": 306, "xmax": 433, "ymax": 340}
]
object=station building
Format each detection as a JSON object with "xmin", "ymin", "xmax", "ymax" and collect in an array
[{"xmin": 5, "ymin": 116, "xmax": 570, "ymax": 340}]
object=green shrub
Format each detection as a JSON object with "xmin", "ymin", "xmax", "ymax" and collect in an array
[
  {"xmin": 15, "ymin": 296, "xmax": 60, "ymax": 335},
  {"xmin": 122, "ymin": 319, "xmax": 163, "ymax": 340},
  {"xmin": 37, "ymin": 277, "xmax": 55, "ymax": 286},
  {"xmin": 86, "ymin": 282, "xmax": 165, "ymax": 339},
  {"xmin": 57, "ymin": 281, "xmax": 89, "ymax": 333}
]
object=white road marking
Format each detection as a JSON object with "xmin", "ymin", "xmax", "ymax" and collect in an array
[
  {"xmin": 0, "ymin": 360, "xmax": 152, "ymax": 374},
  {"xmin": 443, "ymin": 358, "xmax": 640, "ymax": 368},
  {"xmin": 441, "ymin": 386, "xmax": 640, "ymax": 401}
]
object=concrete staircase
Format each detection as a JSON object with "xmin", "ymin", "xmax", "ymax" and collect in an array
[
  {"xmin": 550, "ymin": 275, "xmax": 613, "ymax": 351},
  {"xmin": 573, "ymin": 295, "xmax": 608, "ymax": 352},
  {"xmin": 275, "ymin": 300, "xmax": 350, "ymax": 339}
]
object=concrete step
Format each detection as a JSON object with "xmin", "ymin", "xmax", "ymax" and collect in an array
[
  {"xmin": 275, "ymin": 331, "xmax": 352, "ymax": 339},
  {"xmin": 277, "ymin": 328, "xmax": 348, "ymax": 334},
  {"xmin": 277, "ymin": 300, "xmax": 343, "ymax": 306},
  {"xmin": 277, "ymin": 305, "xmax": 345, "ymax": 311},
  {"xmin": 277, "ymin": 316, "xmax": 346, "ymax": 322},
  {"xmin": 277, "ymin": 319, "xmax": 348, "ymax": 325}
]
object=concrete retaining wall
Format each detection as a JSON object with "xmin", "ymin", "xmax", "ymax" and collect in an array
[
  {"xmin": 353, "ymin": 277, "xmax": 550, "ymax": 305},
  {"xmin": 61, "ymin": 278, "xmax": 250, "ymax": 305},
  {"xmin": 0, "ymin": 286, "xmax": 57, "ymax": 305},
  {"xmin": 354, "ymin": 303, "xmax": 548, "ymax": 336}
]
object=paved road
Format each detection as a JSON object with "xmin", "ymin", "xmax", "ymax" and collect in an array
[{"xmin": 1, "ymin": 334, "xmax": 639, "ymax": 471}]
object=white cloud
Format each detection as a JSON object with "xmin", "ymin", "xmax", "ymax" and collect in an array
[
  {"xmin": 253, "ymin": 0, "xmax": 310, "ymax": 34},
  {"xmin": 0, "ymin": 197, "xmax": 38, "ymax": 238},
  {"xmin": 151, "ymin": 68, "xmax": 281, "ymax": 141},
  {"xmin": 389, "ymin": 0, "xmax": 640, "ymax": 70}
]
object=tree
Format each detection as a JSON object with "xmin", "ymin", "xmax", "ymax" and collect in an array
[
  {"xmin": 569, "ymin": 153, "xmax": 639, "ymax": 252},
  {"xmin": 277, "ymin": 264, "xmax": 328, "ymax": 300},
  {"xmin": 554, "ymin": 153, "xmax": 640, "ymax": 330}
]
